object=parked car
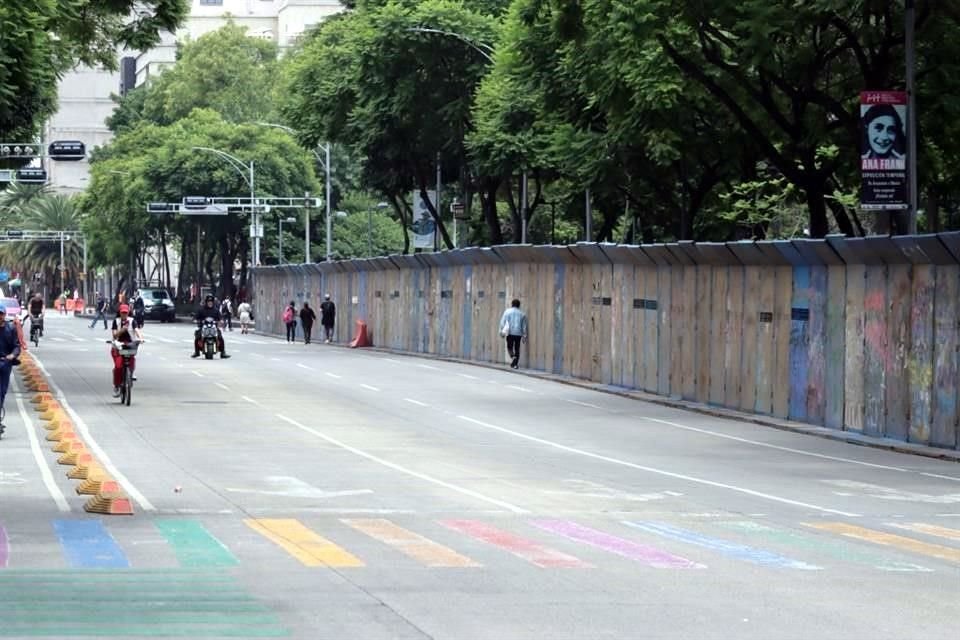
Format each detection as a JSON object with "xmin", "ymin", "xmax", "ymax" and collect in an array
[
  {"xmin": 137, "ymin": 288, "xmax": 176, "ymax": 322},
  {"xmin": 0, "ymin": 297, "xmax": 22, "ymax": 319}
]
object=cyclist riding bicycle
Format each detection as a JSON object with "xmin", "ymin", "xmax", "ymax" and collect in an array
[
  {"xmin": 111, "ymin": 304, "xmax": 143, "ymax": 397},
  {"xmin": 0, "ymin": 304, "xmax": 22, "ymax": 436},
  {"xmin": 27, "ymin": 293, "xmax": 44, "ymax": 338},
  {"xmin": 191, "ymin": 294, "xmax": 230, "ymax": 359}
]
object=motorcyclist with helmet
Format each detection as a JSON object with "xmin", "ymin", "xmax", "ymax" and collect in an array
[{"xmin": 191, "ymin": 294, "xmax": 230, "ymax": 359}]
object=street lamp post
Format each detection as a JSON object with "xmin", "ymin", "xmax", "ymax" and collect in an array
[
  {"xmin": 278, "ymin": 217, "xmax": 296, "ymax": 264},
  {"xmin": 255, "ymin": 122, "xmax": 332, "ymax": 262},
  {"xmin": 191, "ymin": 147, "xmax": 259, "ymax": 265}
]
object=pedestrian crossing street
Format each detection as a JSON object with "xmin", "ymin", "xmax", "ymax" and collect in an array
[{"xmin": 2, "ymin": 514, "xmax": 958, "ymax": 573}]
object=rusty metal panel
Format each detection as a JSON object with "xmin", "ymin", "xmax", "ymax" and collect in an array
[
  {"xmin": 837, "ymin": 238, "xmax": 879, "ymax": 265},
  {"xmin": 936, "ymin": 232, "xmax": 960, "ymax": 263},
  {"xmin": 567, "ymin": 243, "xmax": 610, "ymax": 264},
  {"xmin": 771, "ymin": 240, "xmax": 806, "ymax": 266},
  {"xmin": 413, "ymin": 254, "xmax": 433, "ymax": 269},
  {"xmin": 862, "ymin": 236, "xmax": 908, "ymax": 264},
  {"xmin": 389, "ymin": 255, "xmax": 419, "ymax": 270},
  {"xmin": 491, "ymin": 245, "xmax": 530, "ymax": 263},
  {"xmin": 641, "ymin": 245, "xmax": 674, "ymax": 266},
  {"xmin": 891, "ymin": 237, "xmax": 934, "ymax": 264},
  {"xmin": 808, "ymin": 239, "xmax": 844, "ymax": 265},
  {"xmin": 415, "ymin": 253, "xmax": 441, "ymax": 267},
  {"xmin": 726, "ymin": 241, "xmax": 767, "ymax": 266},
  {"xmin": 372, "ymin": 257, "xmax": 398, "ymax": 270},
  {"xmin": 674, "ymin": 240, "xmax": 702, "ymax": 265},
  {"xmin": 912, "ymin": 235, "xmax": 957, "ymax": 265},
  {"xmin": 599, "ymin": 244, "xmax": 633, "ymax": 265},
  {"xmin": 625, "ymin": 246, "xmax": 655, "ymax": 266},
  {"xmin": 697, "ymin": 242, "xmax": 739, "ymax": 265},
  {"xmin": 664, "ymin": 243, "xmax": 694, "ymax": 266},
  {"xmin": 754, "ymin": 241, "xmax": 792, "ymax": 265},
  {"xmin": 540, "ymin": 245, "xmax": 579, "ymax": 264},
  {"xmin": 790, "ymin": 239, "xmax": 827, "ymax": 266},
  {"xmin": 432, "ymin": 253, "xmax": 454, "ymax": 268}
]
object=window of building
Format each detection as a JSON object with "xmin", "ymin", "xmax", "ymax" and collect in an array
[{"xmin": 199, "ymin": 0, "xmax": 223, "ymax": 5}]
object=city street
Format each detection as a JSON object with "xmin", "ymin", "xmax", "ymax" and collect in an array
[{"xmin": 1, "ymin": 313, "xmax": 959, "ymax": 639}]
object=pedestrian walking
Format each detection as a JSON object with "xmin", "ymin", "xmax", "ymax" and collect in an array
[
  {"xmin": 283, "ymin": 301, "xmax": 297, "ymax": 343},
  {"xmin": 59, "ymin": 290, "xmax": 68, "ymax": 315},
  {"xmin": 0, "ymin": 304, "xmax": 21, "ymax": 436},
  {"xmin": 237, "ymin": 301, "xmax": 253, "ymax": 334},
  {"xmin": 299, "ymin": 302, "xmax": 317, "ymax": 344},
  {"xmin": 320, "ymin": 294, "xmax": 336, "ymax": 343},
  {"xmin": 499, "ymin": 298, "xmax": 528, "ymax": 369},
  {"xmin": 89, "ymin": 292, "xmax": 108, "ymax": 330},
  {"xmin": 220, "ymin": 297, "xmax": 233, "ymax": 331}
]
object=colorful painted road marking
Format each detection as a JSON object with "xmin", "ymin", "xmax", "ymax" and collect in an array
[
  {"xmin": 623, "ymin": 521, "xmax": 820, "ymax": 570},
  {"xmin": 244, "ymin": 519, "xmax": 363, "ymax": 567},
  {"xmin": 53, "ymin": 519, "xmax": 129, "ymax": 569},
  {"xmin": 343, "ymin": 519, "xmax": 480, "ymax": 567},
  {"xmin": 888, "ymin": 522, "xmax": 960, "ymax": 542},
  {"xmin": 806, "ymin": 522, "xmax": 960, "ymax": 564},
  {"xmin": 155, "ymin": 519, "xmax": 238, "ymax": 568},
  {"xmin": 720, "ymin": 520, "xmax": 931, "ymax": 572},
  {"xmin": 0, "ymin": 524, "xmax": 8, "ymax": 568},
  {"xmin": 529, "ymin": 520, "xmax": 703, "ymax": 568},
  {"xmin": 440, "ymin": 520, "xmax": 590, "ymax": 568}
]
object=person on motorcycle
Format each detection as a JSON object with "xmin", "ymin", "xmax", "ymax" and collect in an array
[
  {"xmin": 27, "ymin": 293, "xmax": 44, "ymax": 338},
  {"xmin": 191, "ymin": 294, "xmax": 230, "ymax": 359},
  {"xmin": 111, "ymin": 304, "xmax": 143, "ymax": 397}
]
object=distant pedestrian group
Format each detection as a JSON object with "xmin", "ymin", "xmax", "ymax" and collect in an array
[{"xmin": 281, "ymin": 294, "xmax": 336, "ymax": 344}]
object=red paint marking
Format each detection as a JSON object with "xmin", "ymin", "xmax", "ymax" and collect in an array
[{"xmin": 440, "ymin": 520, "xmax": 591, "ymax": 568}]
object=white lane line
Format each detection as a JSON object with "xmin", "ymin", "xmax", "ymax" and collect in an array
[
  {"xmin": 72, "ymin": 338, "xmax": 86, "ymax": 343},
  {"xmin": 158, "ymin": 356, "xmax": 168, "ymax": 362},
  {"xmin": 565, "ymin": 399, "xmax": 603, "ymax": 410},
  {"xmin": 242, "ymin": 395, "xmax": 262, "ymax": 407},
  {"xmin": 404, "ymin": 398, "xmax": 429, "ymax": 407},
  {"xmin": 297, "ymin": 363, "xmax": 315, "ymax": 371},
  {"xmin": 14, "ymin": 379, "xmax": 70, "ymax": 512},
  {"xmin": 153, "ymin": 337, "xmax": 176, "ymax": 344},
  {"xmin": 360, "ymin": 384, "xmax": 380, "ymax": 392},
  {"xmin": 29, "ymin": 354, "xmax": 156, "ymax": 511},
  {"xmin": 181, "ymin": 339, "xmax": 194, "ymax": 344},
  {"xmin": 457, "ymin": 373, "xmax": 479, "ymax": 380},
  {"xmin": 383, "ymin": 358, "xmax": 403, "ymax": 364},
  {"xmin": 50, "ymin": 337, "xmax": 66, "ymax": 343},
  {"xmin": 270, "ymin": 358, "xmax": 281, "ymax": 362},
  {"xmin": 215, "ymin": 383, "xmax": 230, "ymax": 391},
  {"xmin": 921, "ymin": 472, "xmax": 960, "ymax": 483},
  {"xmin": 507, "ymin": 385, "xmax": 532, "ymax": 393},
  {"xmin": 457, "ymin": 415, "xmax": 860, "ymax": 517},
  {"xmin": 325, "ymin": 372, "xmax": 342, "ymax": 379},
  {"xmin": 190, "ymin": 370, "xmax": 204, "ymax": 378},
  {"xmin": 61, "ymin": 332, "xmax": 80, "ymax": 339},
  {"xmin": 276, "ymin": 413, "xmax": 525, "ymax": 513},
  {"xmin": 642, "ymin": 417, "xmax": 956, "ymax": 477},
  {"xmin": 417, "ymin": 364, "xmax": 440, "ymax": 371}
]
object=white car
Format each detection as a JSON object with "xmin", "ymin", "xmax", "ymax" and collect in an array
[{"xmin": 137, "ymin": 288, "xmax": 176, "ymax": 322}]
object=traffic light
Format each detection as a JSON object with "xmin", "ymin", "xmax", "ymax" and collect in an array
[
  {"xmin": 48, "ymin": 140, "xmax": 86, "ymax": 161},
  {"xmin": 15, "ymin": 168, "xmax": 47, "ymax": 184},
  {"xmin": 0, "ymin": 144, "xmax": 38, "ymax": 158},
  {"xmin": 146, "ymin": 203, "xmax": 178, "ymax": 214}
]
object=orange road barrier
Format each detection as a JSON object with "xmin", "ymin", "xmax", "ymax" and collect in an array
[
  {"xmin": 83, "ymin": 480, "xmax": 134, "ymax": 515},
  {"xmin": 349, "ymin": 320, "xmax": 373, "ymax": 348},
  {"xmin": 57, "ymin": 441, "xmax": 86, "ymax": 466}
]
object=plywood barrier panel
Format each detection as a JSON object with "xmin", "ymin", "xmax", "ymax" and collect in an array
[
  {"xmin": 931, "ymin": 265, "xmax": 959, "ymax": 448},
  {"xmin": 771, "ymin": 265, "xmax": 793, "ymax": 419},
  {"xmin": 788, "ymin": 266, "xmax": 811, "ymax": 422},
  {"xmin": 908, "ymin": 264, "xmax": 935, "ymax": 444},
  {"xmin": 669, "ymin": 266, "xmax": 686, "ymax": 398},
  {"xmin": 437, "ymin": 266, "xmax": 452, "ymax": 356},
  {"xmin": 680, "ymin": 265, "xmax": 698, "ymax": 401},
  {"xmin": 552, "ymin": 263, "xmax": 567, "ymax": 375},
  {"xmin": 824, "ymin": 265, "xmax": 847, "ymax": 429},
  {"xmin": 630, "ymin": 266, "xmax": 648, "ymax": 390},
  {"xmin": 805, "ymin": 266, "xmax": 828, "ymax": 424},
  {"xmin": 695, "ymin": 265, "xmax": 713, "ymax": 404},
  {"xmin": 884, "ymin": 264, "xmax": 912, "ymax": 441},
  {"xmin": 937, "ymin": 231, "xmax": 960, "ymax": 263},
  {"xmin": 643, "ymin": 266, "xmax": 660, "ymax": 392},
  {"xmin": 753, "ymin": 266, "xmax": 776, "ymax": 415},
  {"xmin": 529, "ymin": 263, "xmax": 549, "ymax": 371},
  {"xmin": 843, "ymin": 264, "xmax": 867, "ymax": 432},
  {"xmin": 483, "ymin": 263, "xmax": 502, "ymax": 363},
  {"xmin": 563, "ymin": 262, "xmax": 580, "ymax": 378},
  {"xmin": 708, "ymin": 265, "xmax": 728, "ymax": 405},
  {"xmin": 862, "ymin": 265, "xmax": 888, "ymax": 436},
  {"xmin": 611, "ymin": 264, "xmax": 627, "ymax": 385},
  {"xmin": 740, "ymin": 267, "xmax": 761, "ymax": 412},
  {"xmin": 657, "ymin": 266, "xmax": 673, "ymax": 395},
  {"xmin": 590, "ymin": 263, "xmax": 606, "ymax": 382},
  {"xmin": 459, "ymin": 265, "xmax": 474, "ymax": 358},
  {"xmin": 724, "ymin": 266, "xmax": 745, "ymax": 409}
]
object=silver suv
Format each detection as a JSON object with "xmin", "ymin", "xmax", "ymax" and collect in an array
[{"xmin": 137, "ymin": 288, "xmax": 176, "ymax": 323}]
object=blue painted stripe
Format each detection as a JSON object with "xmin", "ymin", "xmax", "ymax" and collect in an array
[
  {"xmin": 788, "ymin": 266, "xmax": 811, "ymax": 421},
  {"xmin": 553, "ymin": 264, "xmax": 565, "ymax": 374},
  {"xmin": 623, "ymin": 521, "xmax": 819, "ymax": 570},
  {"xmin": 53, "ymin": 520, "xmax": 129, "ymax": 569}
]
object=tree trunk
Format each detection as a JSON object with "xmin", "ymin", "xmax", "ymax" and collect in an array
[
  {"xmin": 418, "ymin": 184, "xmax": 453, "ymax": 250},
  {"xmin": 388, "ymin": 192, "xmax": 411, "ymax": 254},
  {"xmin": 804, "ymin": 184, "xmax": 830, "ymax": 238},
  {"xmin": 479, "ymin": 177, "xmax": 503, "ymax": 245}
]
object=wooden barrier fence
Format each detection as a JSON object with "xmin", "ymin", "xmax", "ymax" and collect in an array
[{"xmin": 251, "ymin": 233, "xmax": 960, "ymax": 450}]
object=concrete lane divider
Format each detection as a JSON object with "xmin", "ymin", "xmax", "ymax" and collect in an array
[
  {"xmin": 83, "ymin": 479, "xmax": 134, "ymax": 516},
  {"xmin": 57, "ymin": 441, "xmax": 86, "ymax": 466},
  {"xmin": 75, "ymin": 468, "xmax": 110, "ymax": 493},
  {"xmin": 68, "ymin": 457, "xmax": 102, "ymax": 481}
]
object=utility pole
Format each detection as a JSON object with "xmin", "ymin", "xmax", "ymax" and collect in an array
[
  {"xmin": 585, "ymin": 189, "xmax": 592, "ymax": 241},
  {"xmin": 905, "ymin": 0, "xmax": 918, "ymax": 234}
]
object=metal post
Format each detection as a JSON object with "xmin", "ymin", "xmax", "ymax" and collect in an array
[
  {"xmin": 906, "ymin": 0, "xmax": 918, "ymax": 234},
  {"xmin": 250, "ymin": 161, "xmax": 259, "ymax": 266},
  {"xmin": 550, "ymin": 202, "xmax": 556, "ymax": 245},
  {"xmin": 279, "ymin": 219, "xmax": 284, "ymax": 265},
  {"xmin": 435, "ymin": 152, "xmax": 441, "ymax": 251},
  {"xmin": 325, "ymin": 143, "xmax": 332, "ymax": 262},
  {"xmin": 367, "ymin": 208, "xmax": 373, "ymax": 257},
  {"xmin": 304, "ymin": 190, "xmax": 311, "ymax": 263},
  {"xmin": 82, "ymin": 236, "xmax": 88, "ymax": 305},
  {"xmin": 585, "ymin": 189, "xmax": 592, "ymax": 241},
  {"xmin": 521, "ymin": 172, "xmax": 529, "ymax": 244},
  {"xmin": 59, "ymin": 232, "xmax": 65, "ymax": 297},
  {"xmin": 196, "ymin": 224, "xmax": 201, "ymax": 297}
]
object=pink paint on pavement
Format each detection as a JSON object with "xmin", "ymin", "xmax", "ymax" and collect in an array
[
  {"xmin": 531, "ymin": 520, "xmax": 704, "ymax": 569},
  {"xmin": 440, "ymin": 520, "xmax": 591, "ymax": 568}
]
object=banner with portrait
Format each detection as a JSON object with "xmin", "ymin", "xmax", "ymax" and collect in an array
[
  {"xmin": 411, "ymin": 190, "xmax": 437, "ymax": 249},
  {"xmin": 860, "ymin": 91, "xmax": 908, "ymax": 210}
]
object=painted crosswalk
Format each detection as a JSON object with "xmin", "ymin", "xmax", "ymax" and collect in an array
[{"xmin": 1, "ymin": 517, "xmax": 958, "ymax": 574}]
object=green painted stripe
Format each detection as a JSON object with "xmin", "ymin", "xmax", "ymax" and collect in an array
[
  {"xmin": 0, "ymin": 624, "xmax": 288, "ymax": 637},
  {"xmin": 0, "ymin": 592, "xmax": 259, "ymax": 603},
  {"xmin": 155, "ymin": 519, "xmax": 239, "ymax": 568},
  {"xmin": 0, "ymin": 612, "xmax": 279, "ymax": 624},
  {"xmin": 0, "ymin": 569, "xmax": 232, "ymax": 578},
  {"xmin": 719, "ymin": 521, "xmax": 932, "ymax": 571},
  {"xmin": 0, "ymin": 584, "xmax": 246, "ymax": 594},
  {"xmin": 0, "ymin": 602, "xmax": 271, "ymax": 613}
]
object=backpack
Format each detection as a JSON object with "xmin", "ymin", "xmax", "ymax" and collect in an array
[{"xmin": 282, "ymin": 307, "xmax": 294, "ymax": 324}]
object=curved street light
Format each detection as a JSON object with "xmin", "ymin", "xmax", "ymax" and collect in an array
[
  {"xmin": 405, "ymin": 27, "xmax": 495, "ymax": 63},
  {"xmin": 191, "ymin": 146, "xmax": 260, "ymax": 265}
]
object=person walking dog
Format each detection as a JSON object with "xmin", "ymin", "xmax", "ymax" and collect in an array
[{"xmin": 499, "ymin": 298, "xmax": 528, "ymax": 369}]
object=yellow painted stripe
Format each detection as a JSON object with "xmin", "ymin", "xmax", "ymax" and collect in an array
[
  {"xmin": 343, "ymin": 518, "xmax": 480, "ymax": 568},
  {"xmin": 806, "ymin": 522, "xmax": 960, "ymax": 564},
  {"xmin": 889, "ymin": 522, "xmax": 960, "ymax": 542},
  {"xmin": 244, "ymin": 519, "xmax": 364, "ymax": 567}
]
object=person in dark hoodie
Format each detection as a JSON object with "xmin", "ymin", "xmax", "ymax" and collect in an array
[{"xmin": 299, "ymin": 302, "xmax": 317, "ymax": 344}]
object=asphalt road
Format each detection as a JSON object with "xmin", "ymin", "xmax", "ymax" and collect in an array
[{"xmin": 1, "ymin": 313, "xmax": 959, "ymax": 639}]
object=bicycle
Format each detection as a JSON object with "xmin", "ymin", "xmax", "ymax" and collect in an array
[
  {"xmin": 29, "ymin": 315, "xmax": 42, "ymax": 348},
  {"xmin": 108, "ymin": 339, "xmax": 140, "ymax": 406}
]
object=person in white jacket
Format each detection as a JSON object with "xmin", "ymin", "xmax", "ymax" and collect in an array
[{"xmin": 499, "ymin": 298, "xmax": 528, "ymax": 369}]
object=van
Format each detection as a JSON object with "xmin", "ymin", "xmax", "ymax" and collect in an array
[{"xmin": 137, "ymin": 288, "xmax": 176, "ymax": 323}]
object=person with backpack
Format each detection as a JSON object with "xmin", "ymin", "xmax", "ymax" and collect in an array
[
  {"xmin": 283, "ymin": 301, "xmax": 297, "ymax": 343},
  {"xmin": 0, "ymin": 304, "xmax": 22, "ymax": 436},
  {"xmin": 320, "ymin": 294, "xmax": 336, "ymax": 343}
]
